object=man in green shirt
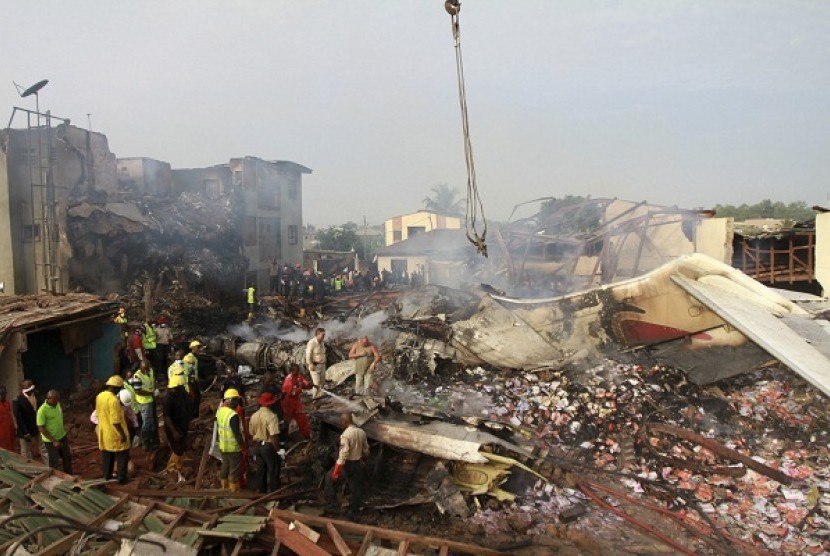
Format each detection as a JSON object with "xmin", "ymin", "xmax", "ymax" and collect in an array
[{"xmin": 37, "ymin": 390, "xmax": 72, "ymax": 474}]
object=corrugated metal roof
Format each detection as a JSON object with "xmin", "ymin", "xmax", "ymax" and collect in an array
[{"xmin": 0, "ymin": 293, "xmax": 116, "ymax": 345}]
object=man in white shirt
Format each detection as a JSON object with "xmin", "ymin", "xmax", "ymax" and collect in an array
[{"xmin": 305, "ymin": 328, "xmax": 326, "ymax": 399}]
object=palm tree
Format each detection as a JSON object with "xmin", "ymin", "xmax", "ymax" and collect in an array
[{"xmin": 422, "ymin": 184, "xmax": 465, "ymax": 216}]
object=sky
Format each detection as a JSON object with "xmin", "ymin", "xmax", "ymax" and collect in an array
[{"xmin": 2, "ymin": 1, "xmax": 829, "ymax": 226}]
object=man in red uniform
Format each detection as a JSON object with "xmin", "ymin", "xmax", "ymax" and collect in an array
[
  {"xmin": 281, "ymin": 364, "xmax": 312, "ymax": 438},
  {"xmin": 0, "ymin": 387, "xmax": 15, "ymax": 451}
]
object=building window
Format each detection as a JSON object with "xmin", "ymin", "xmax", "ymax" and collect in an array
[
  {"xmin": 288, "ymin": 182, "xmax": 298, "ymax": 200},
  {"xmin": 288, "ymin": 225, "xmax": 298, "ymax": 245},
  {"xmin": 407, "ymin": 226, "xmax": 426, "ymax": 239},
  {"xmin": 393, "ymin": 230, "xmax": 402, "ymax": 242},
  {"xmin": 204, "ymin": 178, "xmax": 222, "ymax": 199},
  {"xmin": 232, "ymin": 170, "xmax": 244, "ymax": 187},
  {"xmin": 23, "ymin": 224, "xmax": 41, "ymax": 241}
]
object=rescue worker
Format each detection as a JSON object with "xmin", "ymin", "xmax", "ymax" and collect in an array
[
  {"xmin": 259, "ymin": 371, "xmax": 287, "ymax": 448},
  {"xmin": 249, "ymin": 392, "xmax": 282, "ymax": 493},
  {"xmin": 0, "ymin": 387, "xmax": 15, "ymax": 451},
  {"xmin": 96, "ymin": 376, "xmax": 131, "ymax": 484},
  {"xmin": 281, "ymin": 364, "xmax": 312, "ymax": 438},
  {"xmin": 305, "ymin": 328, "xmax": 327, "ymax": 399},
  {"xmin": 348, "ymin": 336, "xmax": 381, "ymax": 396},
  {"xmin": 168, "ymin": 349, "xmax": 186, "ymax": 382},
  {"xmin": 216, "ymin": 389, "xmax": 245, "ymax": 491},
  {"xmin": 37, "ymin": 390, "xmax": 72, "ymax": 473},
  {"xmin": 279, "ymin": 263, "xmax": 292, "ymax": 297},
  {"xmin": 119, "ymin": 389, "xmax": 139, "ymax": 445},
  {"xmin": 220, "ymin": 360, "xmax": 246, "ymax": 397},
  {"xmin": 142, "ymin": 320, "xmax": 157, "ymax": 368},
  {"xmin": 114, "ymin": 307, "xmax": 128, "ymax": 339},
  {"xmin": 133, "ymin": 360, "xmax": 158, "ymax": 450},
  {"xmin": 163, "ymin": 374, "xmax": 192, "ymax": 479},
  {"xmin": 13, "ymin": 380, "xmax": 42, "ymax": 461},
  {"xmin": 246, "ymin": 285, "xmax": 256, "ymax": 317},
  {"xmin": 325, "ymin": 412, "xmax": 370, "ymax": 521},
  {"xmin": 183, "ymin": 342, "xmax": 202, "ymax": 418}
]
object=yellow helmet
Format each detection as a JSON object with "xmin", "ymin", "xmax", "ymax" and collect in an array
[
  {"xmin": 106, "ymin": 375, "xmax": 124, "ymax": 388},
  {"xmin": 168, "ymin": 374, "xmax": 186, "ymax": 388},
  {"xmin": 223, "ymin": 388, "xmax": 241, "ymax": 400},
  {"xmin": 189, "ymin": 340, "xmax": 202, "ymax": 349}
]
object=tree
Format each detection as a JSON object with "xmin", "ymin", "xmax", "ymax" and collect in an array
[
  {"xmin": 315, "ymin": 226, "xmax": 380, "ymax": 261},
  {"xmin": 713, "ymin": 200, "xmax": 813, "ymax": 223},
  {"xmin": 423, "ymin": 184, "xmax": 464, "ymax": 216}
]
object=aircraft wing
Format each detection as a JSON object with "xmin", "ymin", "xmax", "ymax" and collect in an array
[{"xmin": 672, "ymin": 274, "xmax": 830, "ymax": 397}]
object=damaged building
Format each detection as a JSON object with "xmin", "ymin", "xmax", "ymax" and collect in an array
[{"xmin": 0, "ymin": 118, "xmax": 311, "ymax": 298}]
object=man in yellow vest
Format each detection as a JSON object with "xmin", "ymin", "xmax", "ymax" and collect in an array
[
  {"xmin": 141, "ymin": 320, "xmax": 157, "ymax": 369},
  {"xmin": 96, "ymin": 376, "xmax": 131, "ymax": 484},
  {"xmin": 216, "ymin": 389, "xmax": 246, "ymax": 491},
  {"xmin": 246, "ymin": 285, "xmax": 256, "ymax": 319},
  {"xmin": 133, "ymin": 360, "xmax": 158, "ymax": 451},
  {"xmin": 184, "ymin": 341, "xmax": 202, "ymax": 418},
  {"xmin": 114, "ymin": 308, "xmax": 128, "ymax": 339}
]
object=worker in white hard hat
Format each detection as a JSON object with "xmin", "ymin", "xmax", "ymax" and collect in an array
[
  {"xmin": 96, "ymin": 376, "xmax": 130, "ymax": 484},
  {"xmin": 216, "ymin": 388, "xmax": 246, "ymax": 491}
]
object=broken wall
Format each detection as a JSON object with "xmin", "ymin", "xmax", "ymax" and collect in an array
[{"xmin": 816, "ymin": 212, "xmax": 830, "ymax": 295}]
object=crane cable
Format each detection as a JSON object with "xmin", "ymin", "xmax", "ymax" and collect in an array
[{"xmin": 445, "ymin": 0, "xmax": 488, "ymax": 257}]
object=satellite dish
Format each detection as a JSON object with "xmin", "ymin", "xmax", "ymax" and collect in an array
[{"xmin": 21, "ymin": 79, "xmax": 48, "ymax": 98}]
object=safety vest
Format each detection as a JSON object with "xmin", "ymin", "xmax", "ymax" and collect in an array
[
  {"xmin": 133, "ymin": 368, "xmax": 155, "ymax": 405},
  {"xmin": 216, "ymin": 406, "xmax": 240, "ymax": 453},
  {"xmin": 247, "ymin": 287, "xmax": 255, "ymax": 304},
  {"xmin": 142, "ymin": 323, "xmax": 157, "ymax": 350},
  {"xmin": 183, "ymin": 353, "xmax": 199, "ymax": 381},
  {"xmin": 168, "ymin": 360, "xmax": 190, "ymax": 393},
  {"xmin": 122, "ymin": 382, "xmax": 140, "ymax": 412}
]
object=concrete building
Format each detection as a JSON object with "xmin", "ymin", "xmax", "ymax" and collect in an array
[
  {"xmin": 383, "ymin": 210, "xmax": 462, "ymax": 246},
  {"xmin": 171, "ymin": 157, "xmax": 311, "ymax": 291},
  {"xmin": 116, "ymin": 157, "xmax": 173, "ymax": 196},
  {"xmin": 0, "ymin": 123, "xmax": 117, "ymax": 295}
]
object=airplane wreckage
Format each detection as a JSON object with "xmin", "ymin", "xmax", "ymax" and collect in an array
[{"xmin": 212, "ymin": 253, "xmax": 830, "ymax": 519}]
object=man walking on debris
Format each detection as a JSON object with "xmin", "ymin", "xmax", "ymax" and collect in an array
[
  {"xmin": 133, "ymin": 360, "xmax": 158, "ymax": 450},
  {"xmin": 216, "ymin": 389, "xmax": 246, "ymax": 491},
  {"xmin": 305, "ymin": 327, "xmax": 327, "ymax": 399},
  {"xmin": 281, "ymin": 364, "xmax": 312, "ymax": 439},
  {"xmin": 249, "ymin": 392, "xmax": 283, "ymax": 492},
  {"xmin": 184, "ymin": 341, "xmax": 202, "ymax": 418},
  {"xmin": 96, "ymin": 376, "xmax": 131, "ymax": 484},
  {"xmin": 163, "ymin": 374, "xmax": 192, "ymax": 480},
  {"xmin": 142, "ymin": 319, "xmax": 157, "ymax": 368},
  {"xmin": 37, "ymin": 390, "xmax": 72, "ymax": 473},
  {"xmin": 325, "ymin": 412, "xmax": 370, "ymax": 521},
  {"xmin": 13, "ymin": 380, "xmax": 42, "ymax": 462},
  {"xmin": 348, "ymin": 336, "xmax": 381, "ymax": 396}
]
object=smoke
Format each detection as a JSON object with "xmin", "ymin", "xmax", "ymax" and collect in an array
[{"xmin": 227, "ymin": 310, "xmax": 395, "ymax": 344}]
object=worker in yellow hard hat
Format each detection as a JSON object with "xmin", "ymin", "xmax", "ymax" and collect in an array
[
  {"xmin": 162, "ymin": 373, "xmax": 192, "ymax": 479},
  {"xmin": 217, "ymin": 388, "xmax": 246, "ymax": 491},
  {"xmin": 96, "ymin": 375, "xmax": 130, "ymax": 484},
  {"xmin": 184, "ymin": 341, "xmax": 202, "ymax": 419}
]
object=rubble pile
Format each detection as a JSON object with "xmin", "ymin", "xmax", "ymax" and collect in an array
[{"xmin": 66, "ymin": 190, "xmax": 247, "ymax": 296}]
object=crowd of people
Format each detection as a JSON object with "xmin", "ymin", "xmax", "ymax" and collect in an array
[
  {"xmin": 2, "ymin": 312, "xmax": 376, "ymax": 520},
  {"xmin": 266, "ymin": 261, "xmax": 425, "ymax": 301}
]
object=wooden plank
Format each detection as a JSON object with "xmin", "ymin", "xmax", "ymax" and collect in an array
[
  {"xmin": 272, "ymin": 516, "xmax": 330, "ymax": 556},
  {"xmin": 397, "ymin": 539, "xmax": 409, "ymax": 555},
  {"xmin": 105, "ymin": 485, "xmax": 265, "ymax": 499},
  {"xmin": 439, "ymin": 545, "xmax": 449, "ymax": 556},
  {"xmin": 230, "ymin": 538, "xmax": 244, "ymax": 556},
  {"xmin": 325, "ymin": 522, "xmax": 352, "ymax": 556},
  {"xmin": 195, "ymin": 430, "xmax": 213, "ymax": 489},
  {"xmin": 270, "ymin": 509, "xmax": 502, "ymax": 555},
  {"xmin": 356, "ymin": 531, "xmax": 373, "ymax": 556}
]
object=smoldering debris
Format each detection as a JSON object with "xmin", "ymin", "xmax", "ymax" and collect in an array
[{"xmin": 66, "ymin": 190, "xmax": 247, "ymax": 296}]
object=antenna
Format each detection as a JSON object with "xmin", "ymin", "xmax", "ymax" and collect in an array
[{"xmin": 20, "ymin": 79, "xmax": 48, "ymax": 98}]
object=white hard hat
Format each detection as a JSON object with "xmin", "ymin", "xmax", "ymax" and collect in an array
[{"xmin": 118, "ymin": 389, "xmax": 133, "ymax": 405}]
